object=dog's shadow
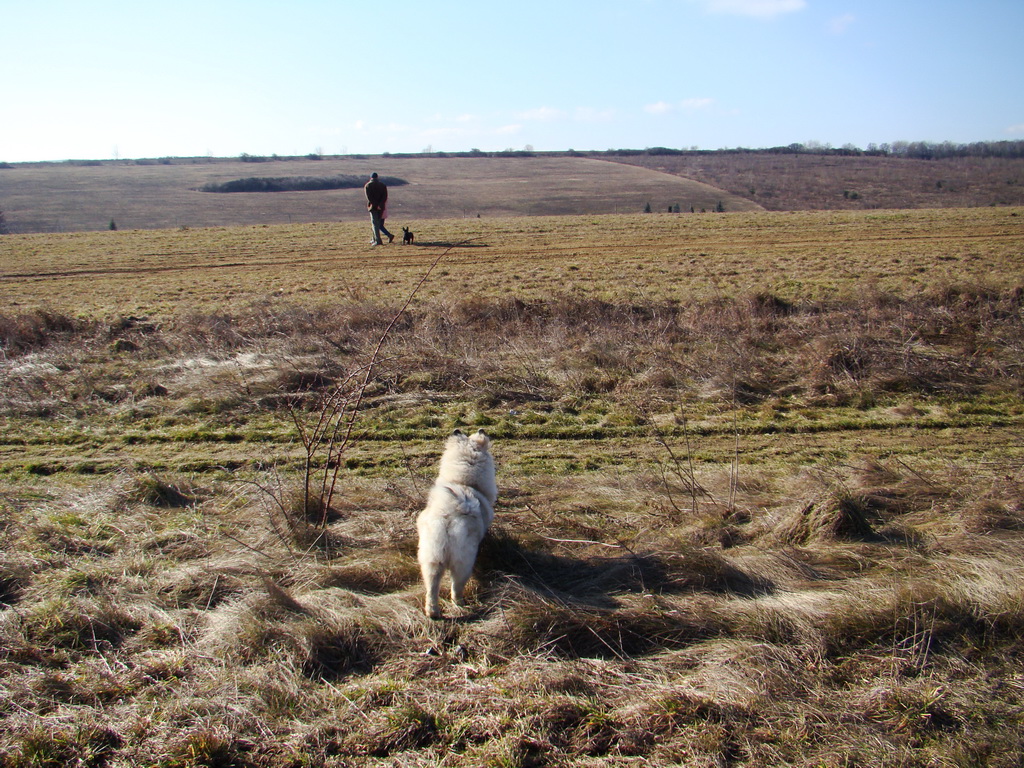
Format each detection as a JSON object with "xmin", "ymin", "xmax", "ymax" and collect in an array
[{"xmin": 474, "ymin": 527, "xmax": 774, "ymax": 610}]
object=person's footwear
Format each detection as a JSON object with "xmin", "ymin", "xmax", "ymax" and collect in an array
[{"xmin": 388, "ymin": 234, "xmax": 395, "ymax": 243}]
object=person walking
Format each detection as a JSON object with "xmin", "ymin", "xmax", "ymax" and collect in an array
[{"xmin": 364, "ymin": 172, "xmax": 394, "ymax": 245}]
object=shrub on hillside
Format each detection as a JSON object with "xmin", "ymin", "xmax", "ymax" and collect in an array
[{"xmin": 198, "ymin": 176, "xmax": 407, "ymax": 193}]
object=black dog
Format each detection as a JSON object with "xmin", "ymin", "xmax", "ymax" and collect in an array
[{"xmin": 402, "ymin": 226, "xmax": 414, "ymax": 245}]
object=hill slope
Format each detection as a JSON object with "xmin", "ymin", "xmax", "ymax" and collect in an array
[
  {"xmin": 606, "ymin": 152, "xmax": 1024, "ymax": 211},
  {"xmin": 0, "ymin": 156, "xmax": 759, "ymax": 234}
]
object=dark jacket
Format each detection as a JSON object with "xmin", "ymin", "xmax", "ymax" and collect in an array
[{"xmin": 364, "ymin": 178, "xmax": 388, "ymax": 211}]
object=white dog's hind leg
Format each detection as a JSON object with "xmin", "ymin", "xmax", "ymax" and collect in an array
[
  {"xmin": 449, "ymin": 547, "xmax": 478, "ymax": 607},
  {"xmin": 421, "ymin": 561, "xmax": 444, "ymax": 619}
]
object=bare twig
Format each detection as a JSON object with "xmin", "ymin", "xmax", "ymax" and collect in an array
[
  {"xmin": 538, "ymin": 535, "xmax": 625, "ymax": 549},
  {"xmin": 259, "ymin": 240, "xmax": 474, "ymax": 546},
  {"xmin": 321, "ymin": 241, "xmax": 472, "ymax": 515},
  {"xmin": 651, "ymin": 416, "xmax": 717, "ymax": 515}
]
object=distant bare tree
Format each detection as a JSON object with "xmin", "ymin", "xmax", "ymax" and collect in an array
[{"xmin": 0, "ymin": 210, "xmax": 10, "ymax": 235}]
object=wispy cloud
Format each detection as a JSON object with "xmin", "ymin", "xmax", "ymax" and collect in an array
[
  {"xmin": 645, "ymin": 98, "xmax": 715, "ymax": 115},
  {"xmin": 829, "ymin": 13, "xmax": 856, "ymax": 34},
  {"xmin": 701, "ymin": 0, "xmax": 806, "ymax": 18},
  {"xmin": 1007, "ymin": 123, "xmax": 1024, "ymax": 136},
  {"xmin": 644, "ymin": 101, "xmax": 673, "ymax": 115}
]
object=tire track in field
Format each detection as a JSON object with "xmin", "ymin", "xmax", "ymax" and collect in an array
[
  {"xmin": 2, "ymin": 419, "xmax": 1020, "ymax": 477},
  {"xmin": 0, "ymin": 248, "xmax": 480, "ymax": 281}
]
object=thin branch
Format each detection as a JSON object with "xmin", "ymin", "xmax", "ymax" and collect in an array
[
  {"xmin": 322, "ymin": 240, "xmax": 476, "ymax": 512},
  {"xmin": 538, "ymin": 535, "xmax": 625, "ymax": 549}
]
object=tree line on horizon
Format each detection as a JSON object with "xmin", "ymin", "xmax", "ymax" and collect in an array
[
  {"xmin": 5, "ymin": 140, "xmax": 1023, "ymax": 168},
  {"xmin": 374, "ymin": 140, "xmax": 1024, "ymax": 161},
  {"xmin": 621, "ymin": 140, "xmax": 1024, "ymax": 160}
]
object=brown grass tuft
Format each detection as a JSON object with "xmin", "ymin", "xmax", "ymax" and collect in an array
[{"xmin": 0, "ymin": 309, "xmax": 85, "ymax": 355}]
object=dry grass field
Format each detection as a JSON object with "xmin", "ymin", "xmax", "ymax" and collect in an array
[
  {"xmin": 0, "ymin": 156, "xmax": 759, "ymax": 234},
  {"xmin": 608, "ymin": 153, "xmax": 1024, "ymax": 211},
  {"xmin": 5, "ymin": 152, "xmax": 1023, "ymax": 237},
  {"xmin": 3, "ymin": 208, "xmax": 1020, "ymax": 319},
  {"xmin": 1, "ymin": 208, "xmax": 1023, "ymax": 766}
]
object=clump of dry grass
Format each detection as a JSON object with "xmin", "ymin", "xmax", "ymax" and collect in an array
[
  {"xmin": 778, "ymin": 490, "xmax": 881, "ymax": 543},
  {"xmin": 0, "ymin": 309, "xmax": 86, "ymax": 354},
  {"xmin": 118, "ymin": 472, "xmax": 203, "ymax": 509},
  {"xmin": 767, "ymin": 459, "xmax": 955, "ymax": 546}
]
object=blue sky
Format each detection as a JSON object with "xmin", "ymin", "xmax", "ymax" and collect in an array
[{"xmin": 3, "ymin": 0, "xmax": 1022, "ymax": 162}]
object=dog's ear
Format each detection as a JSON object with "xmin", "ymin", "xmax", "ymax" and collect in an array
[
  {"xmin": 476, "ymin": 429, "xmax": 488, "ymax": 437},
  {"xmin": 452, "ymin": 429, "xmax": 464, "ymax": 436}
]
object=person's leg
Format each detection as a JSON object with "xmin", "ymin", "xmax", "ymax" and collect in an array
[{"xmin": 370, "ymin": 210, "xmax": 384, "ymax": 245}]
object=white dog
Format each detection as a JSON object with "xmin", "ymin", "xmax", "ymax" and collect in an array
[{"xmin": 416, "ymin": 429, "xmax": 497, "ymax": 619}]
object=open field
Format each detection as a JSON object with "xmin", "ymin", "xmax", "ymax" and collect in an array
[
  {"xmin": 4, "ymin": 151, "xmax": 1024, "ymax": 237},
  {"xmin": 2, "ymin": 207, "xmax": 1021, "ymax": 319},
  {"xmin": 0, "ymin": 156, "xmax": 759, "ymax": 234},
  {"xmin": 1, "ymin": 209, "xmax": 1024, "ymax": 766}
]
